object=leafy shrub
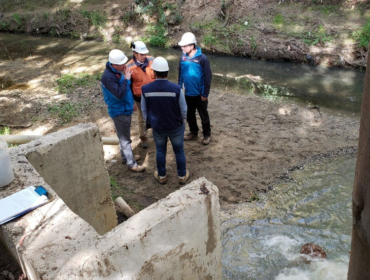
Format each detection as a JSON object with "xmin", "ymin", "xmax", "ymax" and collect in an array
[
  {"xmin": 352, "ymin": 19, "xmax": 370, "ymax": 49},
  {"xmin": 144, "ymin": 25, "xmax": 168, "ymax": 47}
]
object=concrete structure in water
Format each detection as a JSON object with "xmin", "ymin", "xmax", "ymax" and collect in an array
[{"xmin": 0, "ymin": 124, "xmax": 222, "ymax": 280}]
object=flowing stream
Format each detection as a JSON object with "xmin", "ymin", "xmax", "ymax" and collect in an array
[
  {"xmin": 0, "ymin": 34, "xmax": 360, "ymax": 278},
  {"xmin": 221, "ymin": 155, "xmax": 355, "ymax": 279}
]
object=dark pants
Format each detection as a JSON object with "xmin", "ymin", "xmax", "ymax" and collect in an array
[
  {"xmin": 185, "ymin": 95, "xmax": 211, "ymax": 137},
  {"xmin": 153, "ymin": 124, "xmax": 186, "ymax": 177}
]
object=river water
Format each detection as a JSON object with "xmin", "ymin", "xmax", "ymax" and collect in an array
[
  {"xmin": 0, "ymin": 33, "xmax": 365, "ymax": 113},
  {"xmin": 0, "ymin": 34, "xmax": 360, "ymax": 278},
  {"xmin": 221, "ymin": 155, "xmax": 354, "ymax": 279}
]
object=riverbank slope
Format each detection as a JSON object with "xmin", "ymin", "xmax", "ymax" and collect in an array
[{"xmin": 0, "ymin": 0, "xmax": 369, "ymax": 67}]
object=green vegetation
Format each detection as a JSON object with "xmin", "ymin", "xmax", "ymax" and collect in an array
[
  {"xmin": 0, "ymin": 125, "xmax": 10, "ymax": 136},
  {"xmin": 42, "ymin": 12, "xmax": 49, "ymax": 20},
  {"xmin": 273, "ymin": 14, "xmax": 284, "ymax": 26},
  {"xmin": 251, "ymin": 192, "xmax": 259, "ymax": 201},
  {"xmin": 303, "ymin": 25, "xmax": 332, "ymax": 46},
  {"xmin": 352, "ymin": 19, "xmax": 370, "ymax": 48},
  {"xmin": 251, "ymin": 36, "xmax": 257, "ymax": 52},
  {"xmin": 0, "ymin": 21, "xmax": 10, "ymax": 30},
  {"xmin": 57, "ymin": 9, "xmax": 71, "ymax": 22},
  {"xmin": 56, "ymin": 73, "xmax": 101, "ymax": 94},
  {"xmin": 13, "ymin": 13, "xmax": 22, "ymax": 25},
  {"xmin": 110, "ymin": 177, "xmax": 119, "ymax": 189},
  {"xmin": 204, "ymin": 34, "xmax": 217, "ymax": 46},
  {"xmin": 135, "ymin": 0, "xmax": 182, "ymax": 47},
  {"xmin": 0, "ymin": 125, "xmax": 17, "ymax": 148},
  {"xmin": 81, "ymin": 10, "xmax": 107, "ymax": 27},
  {"xmin": 311, "ymin": 3, "xmax": 339, "ymax": 15},
  {"xmin": 49, "ymin": 102, "xmax": 78, "ymax": 123},
  {"xmin": 143, "ymin": 24, "xmax": 168, "ymax": 47}
]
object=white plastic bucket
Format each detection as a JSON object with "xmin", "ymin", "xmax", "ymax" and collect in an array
[{"xmin": 0, "ymin": 139, "xmax": 14, "ymax": 188}]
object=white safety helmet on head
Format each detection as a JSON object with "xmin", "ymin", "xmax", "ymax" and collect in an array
[
  {"xmin": 131, "ymin": 41, "xmax": 149, "ymax": 54},
  {"xmin": 152, "ymin": 57, "xmax": 169, "ymax": 72},
  {"xmin": 178, "ymin": 32, "xmax": 197, "ymax": 46},
  {"xmin": 108, "ymin": 49, "xmax": 128, "ymax": 65}
]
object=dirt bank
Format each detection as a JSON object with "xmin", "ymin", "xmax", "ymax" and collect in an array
[{"xmin": 0, "ymin": 0, "xmax": 370, "ymax": 67}]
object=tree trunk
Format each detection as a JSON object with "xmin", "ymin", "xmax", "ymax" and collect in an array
[{"xmin": 348, "ymin": 44, "xmax": 370, "ymax": 279}]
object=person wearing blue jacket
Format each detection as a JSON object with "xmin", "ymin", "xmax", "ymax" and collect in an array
[
  {"xmin": 178, "ymin": 32, "xmax": 212, "ymax": 145},
  {"xmin": 101, "ymin": 49, "xmax": 145, "ymax": 172},
  {"xmin": 141, "ymin": 57, "xmax": 189, "ymax": 185}
]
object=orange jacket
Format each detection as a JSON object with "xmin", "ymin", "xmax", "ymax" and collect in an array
[{"xmin": 126, "ymin": 57, "xmax": 155, "ymax": 97}]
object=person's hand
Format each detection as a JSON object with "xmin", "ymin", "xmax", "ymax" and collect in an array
[
  {"xmin": 134, "ymin": 103, "xmax": 138, "ymax": 111},
  {"xmin": 124, "ymin": 67, "xmax": 133, "ymax": 80},
  {"xmin": 201, "ymin": 96, "xmax": 208, "ymax": 101}
]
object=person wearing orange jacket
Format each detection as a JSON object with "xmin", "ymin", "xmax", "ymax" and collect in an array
[{"xmin": 126, "ymin": 41, "xmax": 155, "ymax": 149}]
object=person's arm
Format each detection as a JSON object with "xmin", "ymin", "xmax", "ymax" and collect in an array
[
  {"xmin": 104, "ymin": 67, "xmax": 132, "ymax": 100},
  {"xmin": 179, "ymin": 89, "xmax": 187, "ymax": 120},
  {"xmin": 141, "ymin": 94, "xmax": 147, "ymax": 121},
  {"xmin": 201, "ymin": 56, "xmax": 212, "ymax": 99}
]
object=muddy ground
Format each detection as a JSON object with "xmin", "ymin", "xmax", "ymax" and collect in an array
[{"xmin": 0, "ymin": 56, "xmax": 360, "ymax": 212}]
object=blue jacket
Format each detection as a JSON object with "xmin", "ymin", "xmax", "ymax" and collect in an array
[
  {"xmin": 101, "ymin": 62, "xmax": 134, "ymax": 118},
  {"xmin": 142, "ymin": 79, "xmax": 186, "ymax": 131},
  {"xmin": 178, "ymin": 47, "xmax": 212, "ymax": 98}
]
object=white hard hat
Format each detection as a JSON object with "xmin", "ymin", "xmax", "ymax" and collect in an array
[
  {"xmin": 131, "ymin": 41, "xmax": 149, "ymax": 54},
  {"xmin": 152, "ymin": 57, "xmax": 169, "ymax": 72},
  {"xmin": 178, "ymin": 32, "xmax": 197, "ymax": 46},
  {"xmin": 108, "ymin": 49, "xmax": 128, "ymax": 65}
]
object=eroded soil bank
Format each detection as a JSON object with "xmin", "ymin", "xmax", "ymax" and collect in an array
[{"xmin": 1, "ymin": 0, "xmax": 370, "ymax": 67}]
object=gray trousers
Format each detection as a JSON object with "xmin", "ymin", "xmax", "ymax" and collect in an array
[{"xmin": 112, "ymin": 114, "xmax": 137, "ymax": 168}]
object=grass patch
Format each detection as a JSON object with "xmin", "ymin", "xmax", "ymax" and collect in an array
[
  {"xmin": 48, "ymin": 102, "xmax": 78, "ymax": 123},
  {"xmin": 56, "ymin": 73, "xmax": 101, "ymax": 94},
  {"xmin": 273, "ymin": 14, "xmax": 284, "ymax": 26},
  {"xmin": 81, "ymin": 10, "xmax": 107, "ymax": 27},
  {"xmin": 110, "ymin": 177, "xmax": 119, "ymax": 189},
  {"xmin": 0, "ymin": 125, "xmax": 10, "ymax": 136},
  {"xmin": 352, "ymin": 19, "xmax": 370, "ymax": 48},
  {"xmin": 204, "ymin": 34, "xmax": 217, "ymax": 46},
  {"xmin": 303, "ymin": 25, "xmax": 332, "ymax": 46}
]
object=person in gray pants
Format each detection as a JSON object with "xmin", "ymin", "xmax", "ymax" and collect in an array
[{"xmin": 101, "ymin": 49, "xmax": 145, "ymax": 172}]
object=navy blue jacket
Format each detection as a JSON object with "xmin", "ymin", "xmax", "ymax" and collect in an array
[
  {"xmin": 101, "ymin": 62, "xmax": 134, "ymax": 118},
  {"xmin": 178, "ymin": 47, "xmax": 212, "ymax": 98},
  {"xmin": 142, "ymin": 80, "xmax": 184, "ymax": 131}
]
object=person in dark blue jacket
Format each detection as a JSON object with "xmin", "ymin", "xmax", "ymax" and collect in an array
[
  {"xmin": 101, "ymin": 49, "xmax": 145, "ymax": 172},
  {"xmin": 178, "ymin": 32, "xmax": 212, "ymax": 145},
  {"xmin": 141, "ymin": 57, "xmax": 189, "ymax": 185}
]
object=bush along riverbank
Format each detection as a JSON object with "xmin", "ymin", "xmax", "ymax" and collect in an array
[{"xmin": 0, "ymin": 0, "xmax": 369, "ymax": 68}]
